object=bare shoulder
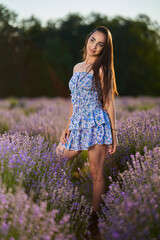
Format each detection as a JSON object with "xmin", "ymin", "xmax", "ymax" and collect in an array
[{"xmin": 73, "ymin": 62, "xmax": 85, "ymax": 73}]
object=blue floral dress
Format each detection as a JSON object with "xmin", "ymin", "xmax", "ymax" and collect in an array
[{"xmin": 59, "ymin": 71, "xmax": 113, "ymax": 151}]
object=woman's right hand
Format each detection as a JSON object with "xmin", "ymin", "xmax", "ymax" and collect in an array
[{"xmin": 60, "ymin": 128, "xmax": 71, "ymax": 145}]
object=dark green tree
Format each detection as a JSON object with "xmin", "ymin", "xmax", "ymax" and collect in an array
[{"xmin": 0, "ymin": 4, "xmax": 160, "ymax": 97}]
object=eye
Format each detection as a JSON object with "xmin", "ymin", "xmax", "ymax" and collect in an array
[
  {"xmin": 90, "ymin": 38, "xmax": 94, "ymax": 42},
  {"xmin": 98, "ymin": 43, "xmax": 104, "ymax": 47}
]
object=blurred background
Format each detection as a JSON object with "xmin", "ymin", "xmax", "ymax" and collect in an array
[{"xmin": 0, "ymin": 0, "xmax": 160, "ymax": 98}]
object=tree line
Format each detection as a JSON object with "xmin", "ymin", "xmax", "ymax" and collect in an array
[{"xmin": 0, "ymin": 4, "xmax": 160, "ymax": 98}]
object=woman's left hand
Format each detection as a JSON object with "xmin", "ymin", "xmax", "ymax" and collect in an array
[
  {"xmin": 107, "ymin": 142, "xmax": 118, "ymax": 155},
  {"xmin": 107, "ymin": 132, "xmax": 119, "ymax": 155}
]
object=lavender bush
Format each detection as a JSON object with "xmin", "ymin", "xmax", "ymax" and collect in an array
[
  {"xmin": 0, "ymin": 96, "xmax": 159, "ymax": 239},
  {"xmin": 100, "ymin": 146, "xmax": 160, "ymax": 240},
  {"xmin": 0, "ymin": 97, "xmax": 70, "ymax": 141},
  {"xmin": 0, "ymin": 131, "xmax": 91, "ymax": 239},
  {"xmin": 107, "ymin": 105, "xmax": 160, "ymax": 178},
  {"xmin": 0, "ymin": 176, "xmax": 75, "ymax": 240}
]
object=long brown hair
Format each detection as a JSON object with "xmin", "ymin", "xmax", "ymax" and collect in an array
[{"xmin": 82, "ymin": 26, "xmax": 119, "ymax": 107}]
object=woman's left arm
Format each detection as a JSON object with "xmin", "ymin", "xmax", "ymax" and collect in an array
[
  {"xmin": 99, "ymin": 68, "xmax": 119, "ymax": 154},
  {"xmin": 104, "ymin": 97, "xmax": 119, "ymax": 151}
]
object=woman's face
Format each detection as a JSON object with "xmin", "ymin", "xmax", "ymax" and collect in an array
[{"xmin": 86, "ymin": 30, "xmax": 106, "ymax": 57}]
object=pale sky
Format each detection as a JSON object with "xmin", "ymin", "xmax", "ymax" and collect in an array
[{"xmin": 1, "ymin": 0, "xmax": 160, "ymax": 26}]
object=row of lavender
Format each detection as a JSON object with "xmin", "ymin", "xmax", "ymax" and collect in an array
[
  {"xmin": 0, "ymin": 96, "xmax": 159, "ymax": 142},
  {"xmin": 0, "ymin": 96, "xmax": 159, "ymax": 239}
]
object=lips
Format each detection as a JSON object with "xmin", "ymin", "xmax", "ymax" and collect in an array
[{"xmin": 90, "ymin": 48, "xmax": 96, "ymax": 53}]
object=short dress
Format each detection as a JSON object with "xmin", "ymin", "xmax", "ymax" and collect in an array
[{"xmin": 59, "ymin": 71, "xmax": 113, "ymax": 151}]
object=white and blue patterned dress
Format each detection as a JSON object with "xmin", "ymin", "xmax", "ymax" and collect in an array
[{"xmin": 59, "ymin": 71, "xmax": 113, "ymax": 151}]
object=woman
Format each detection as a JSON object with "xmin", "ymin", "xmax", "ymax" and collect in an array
[{"xmin": 56, "ymin": 26, "xmax": 119, "ymax": 236}]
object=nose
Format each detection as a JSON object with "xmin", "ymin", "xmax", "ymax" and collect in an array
[{"xmin": 92, "ymin": 44, "xmax": 97, "ymax": 49}]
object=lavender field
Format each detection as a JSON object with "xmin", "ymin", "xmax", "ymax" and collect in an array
[{"xmin": 0, "ymin": 96, "xmax": 160, "ymax": 240}]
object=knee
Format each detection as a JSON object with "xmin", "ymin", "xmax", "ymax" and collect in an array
[
  {"xmin": 55, "ymin": 145, "xmax": 60, "ymax": 156},
  {"xmin": 55, "ymin": 144, "xmax": 65, "ymax": 157},
  {"xmin": 90, "ymin": 168, "xmax": 104, "ymax": 182},
  {"xmin": 55, "ymin": 146, "xmax": 59, "ymax": 156}
]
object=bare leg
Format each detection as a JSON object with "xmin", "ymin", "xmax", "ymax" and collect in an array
[
  {"xmin": 56, "ymin": 142, "xmax": 82, "ymax": 161},
  {"xmin": 88, "ymin": 144, "xmax": 108, "ymax": 212}
]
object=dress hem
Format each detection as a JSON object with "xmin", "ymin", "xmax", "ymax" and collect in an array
[{"xmin": 59, "ymin": 141, "xmax": 113, "ymax": 151}]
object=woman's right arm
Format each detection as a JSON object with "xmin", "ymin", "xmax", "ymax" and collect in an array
[
  {"xmin": 60, "ymin": 63, "xmax": 80, "ymax": 144},
  {"xmin": 60, "ymin": 101, "xmax": 73, "ymax": 144},
  {"xmin": 65, "ymin": 63, "xmax": 79, "ymax": 130},
  {"xmin": 64, "ymin": 101, "xmax": 73, "ymax": 131},
  {"xmin": 64, "ymin": 64, "xmax": 78, "ymax": 131},
  {"xmin": 60, "ymin": 70, "xmax": 74, "ymax": 144}
]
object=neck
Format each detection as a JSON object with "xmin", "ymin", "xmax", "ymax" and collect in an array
[{"xmin": 85, "ymin": 55, "xmax": 98, "ymax": 65}]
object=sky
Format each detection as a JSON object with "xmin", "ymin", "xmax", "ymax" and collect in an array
[{"xmin": 1, "ymin": 0, "xmax": 160, "ymax": 26}]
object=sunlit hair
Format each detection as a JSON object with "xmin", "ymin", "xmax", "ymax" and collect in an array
[{"xmin": 82, "ymin": 26, "xmax": 119, "ymax": 106}]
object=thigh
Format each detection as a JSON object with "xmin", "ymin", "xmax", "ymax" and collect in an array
[
  {"xmin": 88, "ymin": 144, "xmax": 109, "ymax": 169},
  {"xmin": 56, "ymin": 143, "xmax": 82, "ymax": 160}
]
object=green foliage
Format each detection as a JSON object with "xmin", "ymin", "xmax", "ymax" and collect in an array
[
  {"xmin": 127, "ymin": 104, "xmax": 155, "ymax": 112},
  {"xmin": 0, "ymin": 4, "xmax": 160, "ymax": 97},
  {"xmin": 0, "ymin": 121, "xmax": 9, "ymax": 133},
  {"xmin": 7, "ymin": 97, "xmax": 19, "ymax": 109},
  {"xmin": 24, "ymin": 107, "xmax": 36, "ymax": 116}
]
